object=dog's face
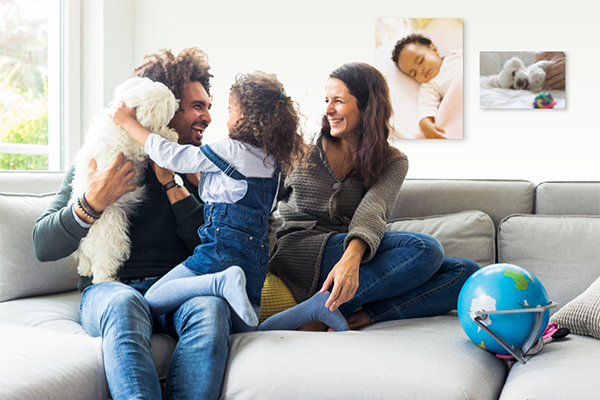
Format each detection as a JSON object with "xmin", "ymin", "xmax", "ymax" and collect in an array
[
  {"xmin": 497, "ymin": 57, "xmax": 532, "ymax": 90},
  {"xmin": 111, "ymin": 77, "xmax": 179, "ymax": 135}
]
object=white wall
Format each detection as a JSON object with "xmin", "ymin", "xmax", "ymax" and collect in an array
[{"xmin": 84, "ymin": 0, "xmax": 600, "ymax": 184}]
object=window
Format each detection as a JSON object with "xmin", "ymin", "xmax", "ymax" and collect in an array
[{"xmin": 0, "ymin": 0, "xmax": 77, "ymax": 171}]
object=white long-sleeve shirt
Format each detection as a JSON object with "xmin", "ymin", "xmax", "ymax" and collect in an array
[
  {"xmin": 417, "ymin": 50, "xmax": 463, "ymax": 122},
  {"xmin": 145, "ymin": 134, "xmax": 279, "ymax": 211}
]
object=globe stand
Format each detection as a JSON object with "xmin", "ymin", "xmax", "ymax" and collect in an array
[{"xmin": 473, "ymin": 301, "xmax": 557, "ymax": 364}]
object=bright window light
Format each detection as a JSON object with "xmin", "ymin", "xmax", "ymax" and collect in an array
[{"xmin": 0, "ymin": 0, "xmax": 61, "ymax": 171}]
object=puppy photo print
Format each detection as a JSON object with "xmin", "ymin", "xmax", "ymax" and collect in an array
[
  {"xmin": 375, "ymin": 18, "xmax": 463, "ymax": 140},
  {"xmin": 480, "ymin": 51, "xmax": 566, "ymax": 109}
]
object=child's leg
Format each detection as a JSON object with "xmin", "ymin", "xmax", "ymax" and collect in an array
[
  {"xmin": 257, "ymin": 291, "xmax": 349, "ymax": 332},
  {"xmin": 145, "ymin": 265, "xmax": 258, "ymax": 327}
]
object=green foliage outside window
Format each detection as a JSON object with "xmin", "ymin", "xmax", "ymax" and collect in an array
[{"xmin": 0, "ymin": 0, "xmax": 50, "ymax": 170}]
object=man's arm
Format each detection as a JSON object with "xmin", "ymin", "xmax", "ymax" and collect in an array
[{"xmin": 33, "ymin": 166, "xmax": 87, "ymax": 261}]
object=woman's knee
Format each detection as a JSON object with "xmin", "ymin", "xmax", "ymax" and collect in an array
[{"xmin": 385, "ymin": 231, "xmax": 444, "ymax": 263}]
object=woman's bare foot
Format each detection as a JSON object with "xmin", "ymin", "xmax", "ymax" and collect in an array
[{"xmin": 346, "ymin": 310, "xmax": 371, "ymax": 330}]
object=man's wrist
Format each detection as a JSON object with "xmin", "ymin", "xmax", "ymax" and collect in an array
[{"xmin": 162, "ymin": 174, "xmax": 183, "ymax": 192}]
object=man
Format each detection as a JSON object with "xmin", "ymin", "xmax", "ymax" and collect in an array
[{"xmin": 33, "ymin": 48, "xmax": 230, "ymax": 400}]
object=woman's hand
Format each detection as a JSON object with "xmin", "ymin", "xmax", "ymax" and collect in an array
[{"xmin": 320, "ymin": 238, "xmax": 367, "ymax": 311}]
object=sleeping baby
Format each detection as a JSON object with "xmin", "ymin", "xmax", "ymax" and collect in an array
[{"xmin": 392, "ymin": 34, "xmax": 462, "ymax": 139}]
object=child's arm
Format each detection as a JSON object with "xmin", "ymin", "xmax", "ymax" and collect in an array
[
  {"xmin": 419, "ymin": 117, "xmax": 446, "ymax": 139},
  {"xmin": 110, "ymin": 102, "xmax": 151, "ymax": 147}
]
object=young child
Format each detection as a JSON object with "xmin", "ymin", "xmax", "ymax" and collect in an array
[
  {"xmin": 392, "ymin": 34, "xmax": 462, "ymax": 139},
  {"xmin": 111, "ymin": 71, "xmax": 349, "ymax": 332}
]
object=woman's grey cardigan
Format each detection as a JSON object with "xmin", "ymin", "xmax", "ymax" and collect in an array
[{"xmin": 268, "ymin": 138, "xmax": 409, "ymax": 303}]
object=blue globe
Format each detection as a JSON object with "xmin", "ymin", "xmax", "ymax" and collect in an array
[{"xmin": 457, "ymin": 263, "xmax": 551, "ymax": 354}]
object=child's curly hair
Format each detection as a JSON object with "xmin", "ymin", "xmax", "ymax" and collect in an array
[
  {"xmin": 391, "ymin": 34, "xmax": 433, "ymax": 64},
  {"xmin": 131, "ymin": 47, "xmax": 213, "ymax": 100},
  {"xmin": 229, "ymin": 71, "xmax": 307, "ymax": 175}
]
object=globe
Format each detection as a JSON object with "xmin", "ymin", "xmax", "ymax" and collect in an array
[{"xmin": 457, "ymin": 263, "xmax": 552, "ymax": 355}]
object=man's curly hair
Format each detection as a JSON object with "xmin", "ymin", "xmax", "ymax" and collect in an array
[
  {"xmin": 391, "ymin": 34, "xmax": 433, "ymax": 64},
  {"xmin": 228, "ymin": 71, "xmax": 307, "ymax": 176},
  {"xmin": 131, "ymin": 47, "xmax": 213, "ymax": 100}
]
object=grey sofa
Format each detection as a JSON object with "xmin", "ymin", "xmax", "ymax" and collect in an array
[{"xmin": 1, "ymin": 172, "xmax": 599, "ymax": 400}]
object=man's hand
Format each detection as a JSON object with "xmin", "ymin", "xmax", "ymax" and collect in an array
[
  {"xmin": 149, "ymin": 159, "xmax": 175, "ymax": 186},
  {"xmin": 85, "ymin": 153, "xmax": 137, "ymax": 212},
  {"xmin": 419, "ymin": 117, "xmax": 447, "ymax": 139}
]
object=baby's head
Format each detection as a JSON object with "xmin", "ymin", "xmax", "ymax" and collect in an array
[
  {"xmin": 391, "ymin": 34, "xmax": 443, "ymax": 83},
  {"xmin": 228, "ymin": 71, "xmax": 306, "ymax": 175}
]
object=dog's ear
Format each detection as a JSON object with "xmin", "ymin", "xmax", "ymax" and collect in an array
[{"xmin": 133, "ymin": 81, "xmax": 179, "ymax": 133}]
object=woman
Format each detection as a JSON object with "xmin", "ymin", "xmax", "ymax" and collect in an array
[{"xmin": 267, "ymin": 62, "xmax": 479, "ymax": 330}]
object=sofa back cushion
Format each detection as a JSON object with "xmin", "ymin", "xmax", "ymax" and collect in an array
[
  {"xmin": 0, "ymin": 171, "xmax": 65, "ymax": 194},
  {"xmin": 391, "ymin": 179, "xmax": 535, "ymax": 229},
  {"xmin": 535, "ymin": 181, "xmax": 600, "ymax": 216},
  {"xmin": 387, "ymin": 210, "xmax": 495, "ymax": 268},
  {"xmin": 0, "ymin": 193, "xmax": 79, "ymax": 302},
  {"xmin": 497, "ymin": 214, "xmax": 600, "ymax": 313}
]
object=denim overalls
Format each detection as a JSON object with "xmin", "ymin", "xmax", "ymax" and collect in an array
[{"xmin": 182, "ymin": 145, "xmax": 279, "ymax": 306}]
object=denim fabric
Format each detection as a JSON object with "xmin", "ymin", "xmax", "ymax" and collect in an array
[
  {"xmin": 182, "ymin": 145, "xmax": 278, "ymax": 306},
  {"xmin": 80, "ymin": 281, "xmax": 231, "ymax": 400},
  {"xmin": 319, "ymin": 231, "xmax": 479, "ymax": 322}
]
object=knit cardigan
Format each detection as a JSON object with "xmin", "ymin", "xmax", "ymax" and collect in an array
[{"xmin": 268, "ymin": 137, "xmax": 409, "ymax": 303}]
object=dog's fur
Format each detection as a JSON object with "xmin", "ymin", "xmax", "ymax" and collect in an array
[
  {"xmin": 70, "ymin": 77, "xmax": 179, "ymax": 283},
  {"xmin": 483, "ymin": 57, "xmax": 554, "ymax": 92}
]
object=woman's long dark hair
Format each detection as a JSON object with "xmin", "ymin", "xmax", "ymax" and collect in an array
[{"xmin": 321, "ymin": 62, "xmax": 397, "ymax": 187}]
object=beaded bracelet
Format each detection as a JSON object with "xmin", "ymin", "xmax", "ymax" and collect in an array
[
  {"xmin": 81, "ymin": 192, "xmax": 103, "ymax": 218},
  {"xmin": 77, "ymin": 197, "xmax": 100, "ymax": 221}
]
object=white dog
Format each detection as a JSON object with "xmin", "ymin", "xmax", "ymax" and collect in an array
[
  {"xmin": 70, "ymin": 77, "xmax": 179, "ymax": 283},
  {"xmin": 483, "ymin": 57, "xmax": 554, "ymax": 92}
]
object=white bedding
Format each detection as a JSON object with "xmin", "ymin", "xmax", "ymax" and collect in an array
[{"xmin": 479, "ymin": 51, "xmax": 566, "ymax": 109}]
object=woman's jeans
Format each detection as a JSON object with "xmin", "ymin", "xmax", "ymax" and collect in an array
[
  {"xmin": 80, "ymin": 280, "xmax": 231, "ymax": 400},
  {"xmin": 319, "ymin": 231, "xmax": 479, "ymax": 323}
]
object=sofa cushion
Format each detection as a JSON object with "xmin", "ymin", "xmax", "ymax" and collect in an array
[
  {"xmin": 497, "ymin": 215, "xmax": 600, "ymax": 314},
  {"xmin": 550, "ymin": 275, "xmax": 600, "ymax": 339},
  {"xmin": 390, "ymin": 179, "xmax": 535, "ymax": 228},
  {"xmin": 0, "ymin": 321, "xmax": 109, "ymax": 400},
  {"xmin": 535, "ymin": 181, "xmax": 600, "ymax": 216},
  {"xmin": 499, "ymin": 335, "xmax": 600, "ymax": 400},
  {"xmin": 387, "ymin": 210, "xmax": 495, "ymax": 268},
  {"xmin": 223, "ymin": 314, "xmax": 508, "ymax": 400},
  {"xmin": 0, "ymin": 171, "xmax": 65, "ymax": 195},
  {"xmin": 0, "ymin": 193, "xmax": 79, "ymax": 302}
]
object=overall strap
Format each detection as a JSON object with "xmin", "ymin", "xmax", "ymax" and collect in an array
[{"xmin": 200, "ymin": 144, "xmax": 246, "ymax": 181}]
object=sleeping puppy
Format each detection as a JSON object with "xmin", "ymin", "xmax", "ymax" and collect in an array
[
  {"xmin": 71, "ymin": 77, "xmax": 179, "ymax": 283},
  {"xmin": 484, "ymin": 57, "xmax": 554, "ymax": 92}
]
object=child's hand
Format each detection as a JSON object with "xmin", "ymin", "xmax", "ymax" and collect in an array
[
  {"xmin": 109, "ymin": 101, "xmax": 151, "ymax": 147},
  {"xmin": 419, "ymin": 117, "xmax": 447, "ymax": 139},
  {"xmin": 109, "ymin": 102, "xmax": 137, "ymax": 129}
]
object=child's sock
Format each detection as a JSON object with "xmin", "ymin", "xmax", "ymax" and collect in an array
[
  {"xmin": 257, "ymin": 291, "xmax": 350, "ymax": 332},
  {"xmin": 145, "ymin": 266, "xmax": 258, "ymax": 327}
]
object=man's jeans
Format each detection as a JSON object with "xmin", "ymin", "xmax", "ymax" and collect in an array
[
  {"xmin": 80, "ymin": 280, "xmax": 231, "ymax": 400},
  {"xmin": 319, "ymin": 231, "xmax": 479, "ymax": 322}
]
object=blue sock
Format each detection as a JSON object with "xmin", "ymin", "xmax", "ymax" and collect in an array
[
  {"xmin": 145, "ymin": 265, "xmax": 258, "ymax": 327},
  {"xmin": 257, "ymin": 291, "xmax": 350, "ymax": 332}
]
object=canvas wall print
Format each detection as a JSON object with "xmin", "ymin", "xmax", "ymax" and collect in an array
[
  {"xmin": 375, "ymin": 18, "xmax": 464, "ymax": 140},
  {"xmin": 480, "ymin": 51, "xmax": 566, "ymax": 109}
]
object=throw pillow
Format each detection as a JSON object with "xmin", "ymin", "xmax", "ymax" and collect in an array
[
  {"xmin": 550, "ymin": 275, "xmax": 600, "ymax": 339},
  {"xmin": 0, "ymin": 193, "xmax": 79, "ymax": 302},
  {"xmin": 387, "ymin": 210, "xmax": 495, "ymax": 268}
]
